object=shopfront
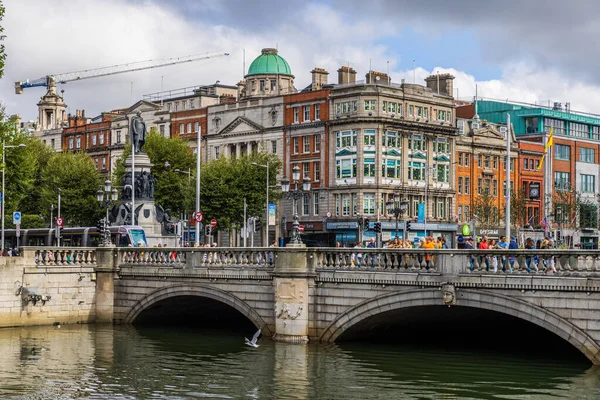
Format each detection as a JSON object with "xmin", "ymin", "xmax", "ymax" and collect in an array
[{"xmin": 326, "ymin": 221, "xmax": 359, "ymax": 246}]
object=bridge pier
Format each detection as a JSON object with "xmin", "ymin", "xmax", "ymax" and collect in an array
[
  {"xmin": 95, "ymin": 246, "xmax": 117, "ymax": 323},
  {"xmin": 272, "ymin": 248, "xmax": 314, "ymax": 343}
]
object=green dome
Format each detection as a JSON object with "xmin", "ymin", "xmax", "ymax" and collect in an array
[{"xmin": 247, "ymin": 48, "xmax": 292, "ymax": 76}]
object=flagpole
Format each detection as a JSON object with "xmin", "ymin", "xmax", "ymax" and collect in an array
[{"xmin": 505, "ymin": 113, "xmax": 511, "ymax": 240}]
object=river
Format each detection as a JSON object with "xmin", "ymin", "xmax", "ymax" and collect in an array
[{"xmin": 0, "ymin": 324, "xmax": 598, "ymax": 399}]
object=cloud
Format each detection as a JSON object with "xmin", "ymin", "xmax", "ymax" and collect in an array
[{"xmin": 2, "ymin": 0, "xmax": 600, "ymax": 122}]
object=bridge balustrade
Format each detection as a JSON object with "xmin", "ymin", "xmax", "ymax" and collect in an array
[{"xmin": 29, "ymin": 247, "xmax": 97, "ymax": 267}]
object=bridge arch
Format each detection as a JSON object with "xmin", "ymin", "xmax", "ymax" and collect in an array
[
  {"xmin": 320, "ymin": 288, "xmax": 600, "ymax": 364},
  {"xmin": 123, "ymin": 284, "xmax": 273, "ymax": 336}
]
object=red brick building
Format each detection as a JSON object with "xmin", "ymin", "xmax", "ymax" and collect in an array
[{"xmin": 517, "ymin": 140, "xmax": 545, "ymax": 228}]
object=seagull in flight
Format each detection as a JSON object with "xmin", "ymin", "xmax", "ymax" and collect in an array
[{"xmin": 245, "ymin": 328, "xmax": 261, "ymax": 348}]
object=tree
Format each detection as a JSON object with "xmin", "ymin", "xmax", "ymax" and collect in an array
[
  {"xmin": 20, "ymin": 136, "xmax": 56, "ymax": 223},
  {"xmin": 39, "ymin": 152, "xmax": 102, "ymax": 227},
  {"xmin": 200, "ymin": 152, "xmax": 282, "ymax": 231},
  {"xmin": 0, "ymin": 1, "xmax": 6, "ymax": 79},
  {"xmin": 114, "ymin": 128, "xmax": 196, "ymax": 216},
  {"xmin": 472, "ymin": 192, "xmax": 502, "ymax": 228},
  {"xmin": 510, "ymin": 188, "xmax": 529, "ymax": 228}
]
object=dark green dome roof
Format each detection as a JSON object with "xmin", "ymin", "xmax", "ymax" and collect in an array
[{"xmin": 247, "ymin": 48, "xmax": 292, "ymax": 76}]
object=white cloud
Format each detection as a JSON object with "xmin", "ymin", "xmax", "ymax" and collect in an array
[{"xmin": 3, "ymin": 0, "xmax": 600, "ymax": 122}]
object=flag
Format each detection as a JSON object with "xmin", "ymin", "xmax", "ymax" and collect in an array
[{"xmin": 537, "ymin": 127, "xmax": 554, "ymax": 171}]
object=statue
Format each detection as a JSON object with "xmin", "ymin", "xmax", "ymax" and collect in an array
[
  {"xmin": 141, "ymin": 171, "xmax": 150, "ymax": 199},
  {"xmin": 440, "ymin": 283, "xmax": 456, "ymax": 307},
  {"xmin": 148, "ymin": 174, "xmax": 155, "ymax": 199},
  {"xmin": 130, "ymin": 111, "xmax": 146, "ymax": 154},
  {"xmin": 122, "ymin": 172, "xmax": 132, "ymax": 200}
]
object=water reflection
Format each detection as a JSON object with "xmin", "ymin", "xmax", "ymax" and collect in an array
[{"xmin": 0, "ymin": 324, "xmax": 598, "ymax": 399}]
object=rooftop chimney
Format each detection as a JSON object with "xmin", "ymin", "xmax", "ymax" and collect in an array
[
  {"xmin": 311, "ymin": 67, "xmax": 329, "ymax": 91},
  {"xmin": 424, "ymin": 73, "xmax": 455, "ymax": 96},
  {"xmin": 365, "ymin": 70, "xmax": 391, "ymax": 85},
  {"xmin": 337, "ymin": 66, "xmax": 357, "ymax": 85}
]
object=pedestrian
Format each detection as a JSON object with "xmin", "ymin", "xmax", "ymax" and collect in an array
[
  {"xmin": 497, "ymin": 235, "xmax": 508, "ymax": 272},
  {"xmin": 479, "ymin": 235, "xmax": 490, "ymax": 271},
  {"xmin": 423, "ymin": 236, "xmax": 435, "ymax": 269},
  {"xmin": 464, "ymin": 237, "xmax": 475, "ymax": 271},
  {"xmin": 367, "ymin": 238, "xmax": 376, "ymax": 268}
]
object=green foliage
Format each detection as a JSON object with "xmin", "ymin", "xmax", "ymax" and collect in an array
[
  {"xmin": 200, "ymin": 152, "xmax": 281, "ymax": 231},
  {"xmin": 0, "ymin": 1, "xmax": 6, "ymax": 79},
  {"xmin": 39, "ymin": 152, "xmax": 102, "ymax": 227},
  {"xmin": 510, "ymin": 188, "xmax": 528, "ymax": 227},
  {"xmin": 20, "ymin": 136, "xmax": 56, "ymax": 217},
  {"xmin": 473, "ymin": 192, "xmax": 502, "ymax": 227},
  {"xmin": 20, "ymin": 214, "xmax": 46, "ymax": 229}
]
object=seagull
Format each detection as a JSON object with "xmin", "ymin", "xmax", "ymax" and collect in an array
[{"xmin": 245, "ymin": 328, "xmax": 261, "ymax": 348}]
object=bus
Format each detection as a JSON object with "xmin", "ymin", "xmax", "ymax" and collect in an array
[{"xmin": 3, "ymin": 225, "xmax": 147, "ymax": 248}]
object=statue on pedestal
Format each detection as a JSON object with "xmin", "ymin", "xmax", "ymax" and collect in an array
[{"xmin": 130, "ymin": 111, "xmax": 146, "ymax": 154}]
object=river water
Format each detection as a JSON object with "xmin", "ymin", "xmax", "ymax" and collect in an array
[{"xmin": 0, "ymin": 324, "xmax": 599, "ymax": 399}]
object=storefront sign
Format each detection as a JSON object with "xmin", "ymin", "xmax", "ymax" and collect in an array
[
  {"xmin": 479, "ymin": 228, "xmax": 500, "ymax": 236},
  {"xmin": 327, "ymin": 221, "xmax": 359, "ymax": 229},
  {"xmin": 409, "ymin": 223, "xmax": 458, "ymax": 231},
  {"xmin": 461, "ymin": 224, "xmax": 471, "ymax": 235},
  {"xmin": 369, "ymin": 221, "xmax": 405, "ymax": 230}
]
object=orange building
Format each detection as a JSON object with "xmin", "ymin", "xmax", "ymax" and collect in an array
[{"xmin": 517, "ymin": 140, "xmax": 545, "ymax": 228}]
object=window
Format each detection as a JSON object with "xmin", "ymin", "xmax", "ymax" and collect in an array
[
  {"xmin": 529, "ymin": 159, "xmax": 534, "ymax": 170},
  {"xmin": 464, "ymin": 206, "xmax": 470, "ymax": 221},
  {"xmin": 580, "ymin": 148, "xmax": 595, "ymax": 163},
  {"xmin": 51, "ymin": 138, "xmax": 55, "ymax": 148},
  {"xmin": 174, "ymin": 102, "xmax": 179, "ymax": 111},
  {"xmin": 314, "ymin": 162, "xmax": 320, "ymax": 181},
  {"xmin": 570, "ymin": 122, "xmax": 588, "ymax": 138},
  {"xmin": 458, "ymin": 205, "xmax": 463, "ymax": 222},
  {"xmin": 364, "ymin": 158, "xmax": 375, "ymax": 177},
  {"xmin": 336, "ymin": 158, "xmax": 357, "ymax": 178},
  {"xmin": 302, "ymin": 193, "xmax": 310, "ymax": 216},
  {"xmin": 271, "ymin": 80, "xmax": 277, "ymax": 91},
  {"xmin": 363, "ymin": 193, "xmax": 375, "ymax": 215},
  {"xmin": 303, "ymin": 136, "xmax": 310, "ymax": 153},
  {"xmin": 493, "ymin": 180, "xmax": 498, "ymax": 196},
  {"xmin": 409, "ymin": 105, "xmax": 414, "ymax": 117},
  {"xmin": 555, "ymin": 144, "xmax": 570, "ymax": 160},
  {"xmin": 94, "ymin": 157, "xmax": 98, "ymax": 169},
  {"xmin": 182, "ymin": 100, "xmax": 187, "ymax": 111},
  {"xmin": 272, "ymin": 140, "xmax": 277, "ymax": 154},
  {"xmin": 190, "ymin": 99, "xmax": 195, "ymax": 109},
  {"xmin": 535, "ymin": 160, "xmax": 540, "ymax": 170},
  {"xmin": 179, "ymin": 123, "xmax": 184, "ymax": 134},
  {"xmin": 260, "ymin": 80, "xmax": 265, "ymax": 91},
  {"xmin": 555, "ymin": 171, "xmax": 570, "ymax": 191},
  {"xmin": 408, "ymin": 134, "xmax": 424, "ymax": 151},
  {"xmin": 99, "ymin": 133, "xmax": 105, "ymax": 145},
  {"xmin": 101, "ymin": 158, "xmax": 106, "ymax": 170},
  {"xmin": 335, "ymin": 194, "xmax": 340, "ymax": 216},
  {"xmin": 293, "ymin": 107, "xmax": 299, "ymax": 123},
  {"xmin": 293, "ymin": 137, "xmax": 299, "ymax": 154},
  {"xmin": 303, "ymin": 106, "xmax": 310, "ymax": 122},
  {"xmin": 364, "ymin": 129, "xmax": 376, "ymax": 146},
  {"xmin": 525, "ymin": 117, "xmax": 539, "ymax": 133},
  {"xmin": 545, "ymin": 118, "xmax": 565, "ymax": 135},
  {"xmin": 483, "ymin": 179, "xmax": 491, "ymax": 195},
  {"xmin": 458, "ymin": 177, "xmax": 463, "ymax": 194},
  {"xmin": 464, "ymin": 153, "xmax": 470, "ymax": 166},
  {"xmin": 382, "ymin": 158, "xmax": 401, "ymax": 178},
  {"xmin": 313, "ymin": 192, "xmax": 319, "ymax": 216},
  {"xmin": 187, "ymin": 123, "xmax": 192, "ymax": 134},
  {"xmin": 364, "ymin": 100, "xmax": 376, "ymax": 111},
  {"xmin": 408, "ymin": 161, "xmax": 424, "ymax": 180},
  {"xmin": 384, "ymin": 130, "xmax": 400, "ymax": 148},
  {"xmin": 436, "ymin": 164, "xmax": 449, "ymax": 182},
  {"xmin": 464, "ymin": 177, "xmax": 470, "ymax": 194},
  {"xmin": 342, "ymin": 194, "xmax": 351, "ymax": 216},
  {"xmin": 478, "ymin": 154, "xmax": 482, "ymax": 168},
  {"xmin": 437, "ymin": 199, "xmax": 445, "ymax": 219},
  {"xmin": 336, "ymin": 130, "xmax": 357, "ymax": 148},
  {"xmin": 581, "ymin": 174, "xmax": 595, "ymax": 193},
  {"xmin": 76, "ymin": 136, "xmax": 81, "ymax": 149},
  {"xmin": 314, "ymin": 134, "xmax": 320, "ymax": 152},
  {"xmin": 194, "ymin": 122, "xmax": 199, "ymax": 133},
  {"xmin": 315, "ymin": 104, "xmax": 320, "ymax": 120},
  {"xmin": 478, "ymin": 178, "xmax": 482, "ymax": 195},
  {"xmin": 303, "ymin": 163, "xmax": 310, "ymax": 178},
  {"xmin": 493, "ymin": 156, "xmax": 498, "ymax": 169},
  {"xmin": 159, "ymin": 125, "xmax": 164, "ymax": 136},
  {"xmin": 214, "ymin": 146, "xmax": 220, "ymax": 159},
  {"xmin": 435, "ymin": 138, "xmax": 449, "ymax": 153},
  {"xmin": 167, "ymin": 103, "xmax": 172, "ymax": 112},
  {"xmin": 336, "ymin": 101, "xmax": 358, "ymax": 114},
  {"xmin": 523, "ymin": 158, "xmax": 529, "ymax": 170},
  {"xmin": 353, "ymin": 194, "xmax": 358, "ymax": 215},
  {"xmin": 593, "ymin": 126, "xmax": 600, "ymax": 140},
  {"xmin": 68, "ymin": 138, "xmax": 74, "ymax": 149},
  {"xmin": 484, "ymin": 155, "xmax": 490, "ymax": 169},
  {"xmin": 92, "ymin": 135, "xmax": 97, "ymax": 146},
  {"xmin": 458, "ymin": 153, "xmax": 463, "ymax": 166}
]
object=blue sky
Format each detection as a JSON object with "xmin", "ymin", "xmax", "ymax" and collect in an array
[{"xmin": 3, "ymin": 0, "xmax": 600, "ymax": 120}]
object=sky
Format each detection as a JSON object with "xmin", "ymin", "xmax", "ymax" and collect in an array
[{"xmin": 3, "ymin": 0, "xmax": 600, "ymax": 121}]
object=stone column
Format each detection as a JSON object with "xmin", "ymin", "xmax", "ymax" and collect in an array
[
  {"xmin": 272, "ymin": 247, "xmax": 314, "ymax": 343},
  {"xmin": 94, "ymin": 246, "xmax": 117, "ymax": 323}
]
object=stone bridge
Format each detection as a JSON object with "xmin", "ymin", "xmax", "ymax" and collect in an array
[{"xmin": 7, "ymin": 246, "xmax": 600, "ymax": 364}]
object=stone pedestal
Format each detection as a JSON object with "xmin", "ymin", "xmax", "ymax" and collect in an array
[{"xmin": 272, "ymin": 249, "xmax": 314, "ymax": 343}]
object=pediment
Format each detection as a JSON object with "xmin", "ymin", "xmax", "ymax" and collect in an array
[
  {"xmin": 384, "ymin": 149, "xmax": 402, "ymax": 157},
  {"xmin": 220, "ymin": 116, "xmax": 264, "ymax": 136},
  {"xmin": 126, "ymin": 100, "xmax": 161, "ymax": 114},
  {"xmin": 434, "ymin": 154, "xmax": 451, "ymax": 162},
  {"xmin": 409, "ymin": 151, "xmax": 427, "ymax": 159},
  {"xmin": 336, "ymin": 149, "xmax": 356, "ymax": 156},
  {"xmin": 474, "ymin": 125, "xmax": 504, "ymax": 140}
]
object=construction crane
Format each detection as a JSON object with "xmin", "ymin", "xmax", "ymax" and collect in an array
[{"xmin": 15, "ymin": 51, "xmax": 229, "ymax": 94}]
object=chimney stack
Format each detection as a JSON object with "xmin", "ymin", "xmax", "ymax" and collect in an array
[
  {"xmin": 425, "ymin": 73, "xmax": 455, "ymax": 96},
  {"xmin": 366, "ymin": 70, "xmax": 391, "ymax": 85},
  {"xmin": 337, "ymin": 66, "xmax": 357, "ymax": 85},
  {"xmin": 311, "ymin": 67, "xmax": 329, "ymax": 91}
]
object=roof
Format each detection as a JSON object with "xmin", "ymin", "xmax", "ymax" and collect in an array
[{"xmin": 247, "ymin": 48, "xmax": 292, "ymax": 76}]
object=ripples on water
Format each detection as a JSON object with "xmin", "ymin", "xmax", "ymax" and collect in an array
[{"xmin": 0, "ymin": 324, "xmax": 598, "ymax": 399}]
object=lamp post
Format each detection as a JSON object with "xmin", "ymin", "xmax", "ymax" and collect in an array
[
  {"xmin": 96, "ymin": 179, "xmax": 119, "ymax": 246},
  {"xmin": 174, "ymin": 167, "xmax": 192, "ymax": 246},
  {"xmin": 174, "ymin": 168, "xmax": 191, "ymax": 185},
  {"xmin": 386, "ymin": 192, "xmax": 409, "ymax": 240},
  {"xmin": 1, "ymin": 141, "xmax": 26, "ymax": 252},
  {"xmin": 252, "ymin": 161, "xmax": 269, "ymax": 247},
  {"xmin": 280, "ymin": 165, "xmax": 311, "ymax": 246}
]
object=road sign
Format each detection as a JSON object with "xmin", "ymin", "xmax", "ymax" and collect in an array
[
  {"xmin": 16, "ymin": 224, "xmax": 20, "ymax": 237},
  {"xmin": 326, "ymin": 211, "xmax": 331, "ymax": 218},
  {"xmin": 194, "ymin": 212, "xmax": 203, "ymax": 223},
  {"xmin": 12, "ymin": 211, "xmax": 21, "ymax": 225},
  {"xmin": 211, "ymin": 219, "xmax": 217, "ymax": 227},
  {"xmin": 298, "ymin": 225, "xmax": 304, "ymax": 233},
  {"xmin": 56, "ymin": 217, "xmax": 64, "ymax": 227}
]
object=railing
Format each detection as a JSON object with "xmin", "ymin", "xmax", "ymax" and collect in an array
[
  {"xmin": 314, "ymin": 248, "xmax": 440, "ymax": 272},
  {"xmin": 119, "ymin": 247, "xmax": 187, "ymax": 266},
  {"xmin": 29, "ymin": 247, "xmax": 97, "ymax": 267}
]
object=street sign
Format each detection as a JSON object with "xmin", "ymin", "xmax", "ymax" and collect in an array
[
  {"xmin": 299, "ymin": 225, "xmax": 304, "ymax": 233},
  {"xmin": 56, "ymin": 217, "xmax": 64, "ymax": 227},
  {"xmin": 194, "ymin": 212, "xmax": 203, "ymax": 223},
  {"xmin": 12, "ymin": 211, "xmax": 21, "ymax": 225},
  {"xmin": 211, "ymin": 219, "xmax": 217, "ymax": 227},
  {"xmin": 16, "ymin": 224, "xmax": 20, "ymax": 237}
]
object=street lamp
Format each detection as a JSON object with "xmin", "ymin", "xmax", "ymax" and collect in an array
[
  {"xmin": 385, "ymin": 191, "xmax": 409, "ymax": 240},
  {"xmin": 1, "ymin": 141, "xmax": 26, "ymax": 251},
  {"xmin": 280, "ymin": 165, "xmax": 311, "ymax": 245},
  {"xmin": 174, "ymin": 168, "xmax": 192, "ymax": 185},
  {"xmin": 251, "ymin": 161, "xmax": 269, "ymax": 247},
  {"xmin": 97, "ymin": 179, "xmax": 119, "ymax": 246}
]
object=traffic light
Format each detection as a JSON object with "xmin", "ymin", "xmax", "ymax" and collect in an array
[
  {"xmin": 253, "ymin": 217, "xmax": 261, "ymax": 232},
  {"xmin": 58, "ymin": 226, "xmax": 64, "ymax": 240},
  {"xmin": 169, "ymin": 224, "xmax": 175, "ymax": 234},
  {"xmin": 96, "ymin": 219, "xmax": 103, "ymax": 232},
  {"xmin": 374, "ymin": 222, "xmax": 381, "ymax": 233},
  {"xmin": 364, "ymin": 218, "xmax": 370, "ymax": 231},
  {"xmin": 406, "ymin": 221, "xmax": 412, "ymax": 231},
  {"xmin": 205, "ymin": 225, "xmax": 212, "ymax": 236}
]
